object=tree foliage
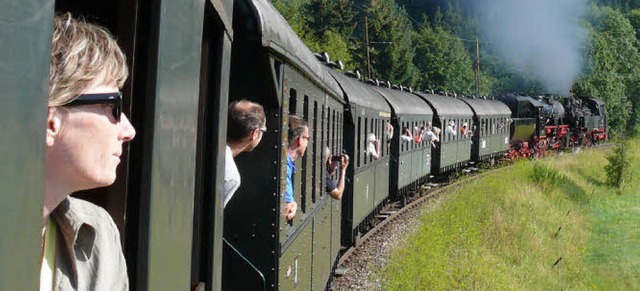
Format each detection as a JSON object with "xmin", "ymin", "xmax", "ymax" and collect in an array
[
  {"xmin": 414, "ymin": 19, "xmax": 476, "ymax": 94},
  {"xmin": 365, "ymin": 0, "xmax": 419, "ymax": 87},
  {"xmin": 574, "ymin": 6, "xmax": 640, "ymax": 135},
  {"xmin": 270, "ymin": 0, "xmax": 640, "ymax": 132},
  {"xmin": 604, "ymin": 140, "xmax": 631, "ymax": 191}
]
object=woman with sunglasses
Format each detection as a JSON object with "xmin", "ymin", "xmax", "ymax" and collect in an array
[{"xmin": 42, "ymin": 13, "xmax": 135, "ymax": 290}]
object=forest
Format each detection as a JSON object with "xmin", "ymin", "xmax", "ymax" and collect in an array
[{"xmin": 270, "ymin": 0, "xmax": 640, "ymax": 135}]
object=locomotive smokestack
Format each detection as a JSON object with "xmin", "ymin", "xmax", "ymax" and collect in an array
[{"xmin": 473, "ymin": 0, "xmax": 589, "ymax": 95}]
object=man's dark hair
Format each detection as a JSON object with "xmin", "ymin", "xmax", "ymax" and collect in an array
[
  {"xmin": 288, "ymin": 115, "xmax": 308, "ymax": 144},
  {"xmin": 227, "ymin": 100, "xmax": 266, "ymax": 140}
]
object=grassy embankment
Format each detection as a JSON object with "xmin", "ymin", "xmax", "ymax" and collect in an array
[{"xmin": 382, "ymin": 139, "xmax": 640, "ymax": 290}]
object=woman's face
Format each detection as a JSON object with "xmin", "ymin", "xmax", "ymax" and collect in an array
[{"xmin": 47, "ymin": 77, "xmax": 136, "ymax": 191}]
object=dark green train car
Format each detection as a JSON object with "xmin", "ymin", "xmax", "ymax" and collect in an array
[
  {"xmin": 459, "ymin": 97, "xmax": 512, "ymax": 162},
  {"xmin": 329, "ymin": 72, "xmax": 393, "ymax": 247},
  {"xmin": 373, "ymin": 86, "xmax": 434, "ymax": 199},
  {"xmin": 1, "ymin": 0, "xmax": 233, "ymax": 290},
  {"xmin": 496, "ymin": 94, "xmax": 546, "ymax": 143},
  {"xmin": 223, "ymin": 0, "xmax": 345, "ymax": 290},
  {"xmin": 0, "ymin": 2, "xmax": 52, "ymax": 289},
  {"xmin": 414, "ymin": 93, "xmax": 474, "ymax": 174}
]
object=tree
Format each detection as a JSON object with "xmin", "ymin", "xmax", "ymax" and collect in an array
[
  {"xmin": 365, "ymin": 0, "xmax": 419, "ymax": 87},
  {"xmin": 413, "ymin": 19, "xmax": 476, "ymax": 94},
  {"xmin": 604, "ymin": 140, "xmax": 631, "ymax": 192},
  {"xmin": 305, "ymin": 0, "xmax": 359, "ymax": 69},
  {"xmin": 316, "ymin": 30, "xmax": 354, "ymax": 69},
  {"xmin": 271, "ymin": 0, "xmax": 320, "ymax": 51},
  {"xmin": 574, "ymin": 6, "xmax": 640, "ymax": 135}
]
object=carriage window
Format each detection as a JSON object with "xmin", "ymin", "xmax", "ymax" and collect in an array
[
  {"xmin": 364, "ymin": 118, "xmax": 368, "ymax": 165},
  {"xmin": 289, "ymin": 89, "xmax": 297, "ymax": 114},
  {"xmin": 377, "ymin": 119, "xmax": 382, "ymax": 157},
  {"xmin": 357, "ymin": 116, "xmax": 361, "ymax": 167},
  {"xmin": 338, "ymin": 112, "xmax": 343, "ymax": 152},
  {"xmin": 482, "ymin": 119, "xmax": 486, "ymax": 135},
  {"xmin": 333, "ymin": 109, "xmax": 337, "ymax": 151},
  {"xmin": 301, "ymin": 96, "xmax": 309, "ymax": 213},
  {"xmin": 378, "ymin": 119, "xmax": 383, "ymax": 156},
  {"xmin": 312, "ymin": 101, "xmax": 318, "ymax": 203},
  {"xmin": 387, "ymin": 120, "xmax": 391, "ymax": 156},
  {"xmin": 328, "ymin": 109, "xmax": 332, "ymax": 152},
  {"xmin": 423, "ymin": 120, "xmax": 428, "ymax": 146},
  {"xmin": 491, "ymin": 119, "xmax": 495, "ymax": 135}
]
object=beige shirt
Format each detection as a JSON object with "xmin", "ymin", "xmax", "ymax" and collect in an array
[{"xmin": 50, "ymin": 197, "xmax": 128, "ymax": 290}]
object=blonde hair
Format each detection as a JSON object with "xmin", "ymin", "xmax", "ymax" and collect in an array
[{"xmin": 49, "ymin": 13, "xmax": 128, "ymax": 106}]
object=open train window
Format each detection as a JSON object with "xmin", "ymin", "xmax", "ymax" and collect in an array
[
  {"xmin": 313, "ymin": 101, "xmax": 318, "ymax": 203},
  {"xmin": 481, "ymin": 119, "xmax": 486, "ymax": 136},
  {"xmin": 301, "ymin": 95, "xmax": 309, "ymax": 213},
  {"xmin": 321, "ymin": 105, "xmax": 326, "ymax": 198},
  {"xmin": 333, "ymin": 109, "xmax": 337, "ymax": 151},
  {"xmin": 289, "ymin": 89, "xmax": 297, "ymax": 114},
  {"xmin": 379, "ymin": 119, "xmax": 384, "ymax": 157},
  {"xmin": 357, "ymin": 116, "xmax": 361, "ymax": 167},
  {"xmin": 364, "ymin": 117, "xmax": 368, "ymax": 165},
  {"xmin": 338, "ymin": 112, "xmax": 343, "ymax": 152},
  {"xmin": 370, "ymin": 118, "xmax": 375, "ymax": 162}
]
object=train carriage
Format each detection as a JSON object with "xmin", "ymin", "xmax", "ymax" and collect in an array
[
  {"xmin": 372, "ymin": 85, "xmax": 434, "ymax": 201},
  {"xmin": 329, "ymin": 72, "xmax": 393, "ymax": 247},
  {"xmin": 459, "ymin": 97, "xmax": 512, "ymax": 162},
  {"xmin": 223, "ymin": 0, "xmax": 345, "ymax": 290},
  {"xmin": 413, "ymin": 92, "xmax": 474, "ymax": 174},
  {"xmin": 1, "ymin": 0, "xmax": 233, "ymax": 290}
]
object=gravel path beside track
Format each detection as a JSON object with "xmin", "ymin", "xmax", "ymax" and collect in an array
[{"xmin": 330, "ymin": 194, "xmax": 447, "ymax": 290}]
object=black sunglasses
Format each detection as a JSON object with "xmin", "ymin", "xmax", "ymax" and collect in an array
[{"xmin": 64, "ymin": 92, "xmax": 122, "ymax": 122}]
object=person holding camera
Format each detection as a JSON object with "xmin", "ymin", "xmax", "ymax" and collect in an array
[{"xmin": 324, "ymin": 147, "xmax": 350, "ymax": 200}]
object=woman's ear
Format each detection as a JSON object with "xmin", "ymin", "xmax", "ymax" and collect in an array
[{"xmin": 46, "ymin": 108, "xmax": 63, "ymax": 147}]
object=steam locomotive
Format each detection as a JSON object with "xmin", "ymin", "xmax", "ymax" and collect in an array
[{"xmin": 1, "ymin": 0, "xmax": 606, "ymax": 290}]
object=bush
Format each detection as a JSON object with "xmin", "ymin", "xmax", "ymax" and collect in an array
[
  {"xmin": 531, "ymin": 162, "xmax": 561, "ymax": 192},
  {"xmin": 604, "ymin": 141, "xmax": 631, "ymax": 191}
]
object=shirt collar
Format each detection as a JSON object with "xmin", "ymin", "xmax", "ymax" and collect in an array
[
  {"xmin": 287, "ymin": 154, "xmax": 296, "ymax": 170},
  {"xmin": 50, "ymin": 197, "xmax": 97, "ymax": 285}
]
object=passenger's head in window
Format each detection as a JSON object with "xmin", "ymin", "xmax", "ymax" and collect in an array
[
  {"xmin": 401, "ymin": 126, "xmax": 412, "ymax": 142},
  {"xmin": 224, "ymin": 100, "xmax": 266, "ymax": 207},
  {"xmin": 385, "ymin": 122, "xmax": 394, "ymax": 140},
  {"xmin": 45, "ymin": 13, "xmax": 135, "ymax": 216},
  {"xmin": 367, "ymin": 133, "xmax": 380, "ymax": 160},
  {"xmin": 43, "ymin": 13, "xmax": 132, "ymax": 289},
  {"xmin": 446, "ymin": 121, "xmax": 457, "ymax": 137},
  {"xmin": 283, "ymin": 115, "xmax": 309, "ymax": 220},
  {"xmin": 227, "ymin": 100, "xmax": 266, "ymax": 156},
  {"xmin": 287, "ymin": 115, "xmax": 309, "ymax": 160}
]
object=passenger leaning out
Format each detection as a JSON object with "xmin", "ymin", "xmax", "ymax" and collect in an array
[
  {"xmin": 43, "ymin": 13, "xmax": 135, "ymax": 290},
  {"xmin": 283, "ymin": 115, "xmax": 309, "ymax": 220}
]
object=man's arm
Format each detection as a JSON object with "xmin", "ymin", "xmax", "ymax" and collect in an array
[{"xmin": 329, "ymin": 155, "xmax": 349, "ymax": 200}]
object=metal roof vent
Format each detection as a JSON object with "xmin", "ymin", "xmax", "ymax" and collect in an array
[
  {"xmin": 328, "ymin": 60, "xmax": 344, "ymax": 70},
  {"xmin": 345, "ymin": 70, "xmax": 361, "ymax": 80},
  {"xmin": 314, "ymin": 52, "xmax": 330, "ymax": 63}
]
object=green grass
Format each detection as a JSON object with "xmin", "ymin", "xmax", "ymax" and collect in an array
[{"xmin": 382, "ymin": 139, "xmax": 640, "ymax": 290}]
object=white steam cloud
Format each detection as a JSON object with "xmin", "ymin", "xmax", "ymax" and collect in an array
[{"xmin": 475, "ymin": 0, "xmax": 589, "ymax": 95}]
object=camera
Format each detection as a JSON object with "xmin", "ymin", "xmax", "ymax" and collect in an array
[{"xmin": 331, "ymin": 155, "xmax": 342, "ymax": 162}]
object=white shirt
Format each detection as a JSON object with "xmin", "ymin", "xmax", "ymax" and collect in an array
[{"xmin": 223, "ymin": 145, "xmax": 241, "ymax": 207}]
